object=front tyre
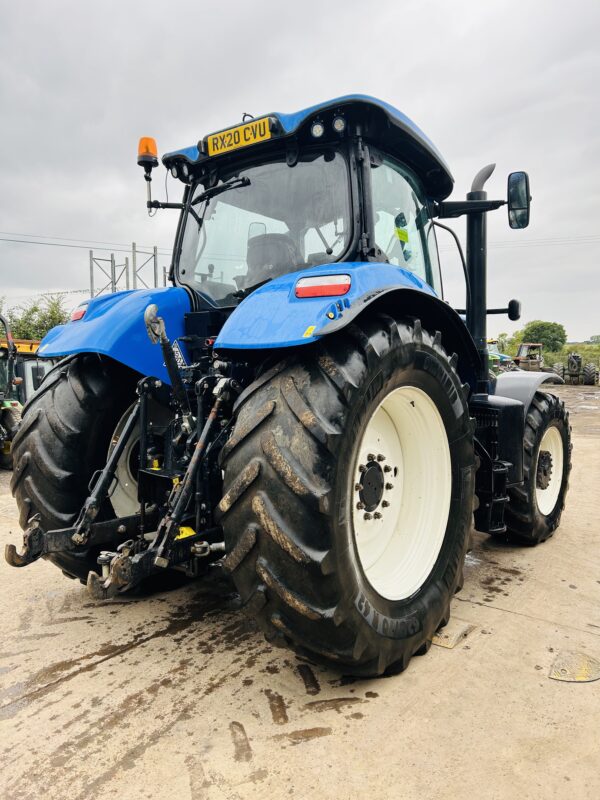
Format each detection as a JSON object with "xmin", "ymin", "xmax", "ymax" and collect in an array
[
  {"xmin": 219, "ymin": 315, "xmax": 475, "ymax": 676},
  {"xmin": 504, "ymin": 391, "xmax": 571, "ymax": 544}
]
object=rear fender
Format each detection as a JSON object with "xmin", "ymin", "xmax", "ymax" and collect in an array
[
  {"xmin": 492, "ymin": 371, "xmax": 564, "ymax": 419},
  {"xmin": 214, "ymin": 262, "xmax": 480, "ymax": 391},
  {"xmin": 37, "ymin": 288, "xmax": 192, "ymax": 385}
]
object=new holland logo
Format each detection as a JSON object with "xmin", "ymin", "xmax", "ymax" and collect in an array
[{"xmin": 172, "ymin": 340, "xmax": 187, "ymax": 368}]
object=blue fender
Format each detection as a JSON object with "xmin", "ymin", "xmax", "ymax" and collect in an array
[
  {"xmin": 37, "ymin": 287, "xmax": 192, "ymax": 384},
  {"xmin": 214, "ymin": 262, "xmax": 437, "ymax": 350}
]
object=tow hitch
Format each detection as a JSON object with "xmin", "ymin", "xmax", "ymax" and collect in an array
[
  {"xmin": 86, "ymin": 376, "xmax": 236, "ymax": 599},
  {"xmin": 5, "ymin": 512, "xmax": 157, "ymax": 568},
  {"xmin": 6, "ymin": 307, "xmax": 237, "ymax": 605}
]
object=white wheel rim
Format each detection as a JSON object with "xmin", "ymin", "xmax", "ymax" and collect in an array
[
  {"xmin": 109, "ymin": 408, "xmax": 141, "ymax": 517},
  {"xmin": 351, "ymin": 386, "xmax": 452, "ymax": 601},
  {"xmin": 108, "ymin": 401, "xmax": 173, "ymax": 517},
  {"xmin": 535, "ymin": 425, "xmax": 563, "ymax": 516}
]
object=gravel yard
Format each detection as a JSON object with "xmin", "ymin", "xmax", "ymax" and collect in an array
[{"xmin": 1, "ymin": 385, "xmax": 599, "ymax": 800}]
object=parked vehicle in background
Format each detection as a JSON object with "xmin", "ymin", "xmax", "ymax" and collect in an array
[
  {"xmin": 554, "ymin": 352, "xmax": 599, "ymax": 385},
  {"xmin": 0, "ymin": 315, "xmax": 22, "ymax": 469},
  {"xmin": 513, "ymin": 342, "xmax": 555, "ymax": 373},
  {"xmin": 487, "ymin": 338, "xmax": 514, "ymax": 373},
  {"xmin": 0, "ymin": 335, "xmax": 56, "ymax": 404}
]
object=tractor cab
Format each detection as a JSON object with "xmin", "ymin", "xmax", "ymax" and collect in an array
[
  {"xmin": 156, "ymin": 96, "xmax": 453, "ymax": 310},
  {"xmin": 514, "ymin": 342, "xmax": 544, "ymax": 371}
]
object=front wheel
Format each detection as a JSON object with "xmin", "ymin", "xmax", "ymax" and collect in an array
[
  {"xmin": 503, "ymin": 391, "xmax": 571, "ymax": 544},
  {"xmin": 219, "ymin": 314, "xmax": 475, "ymax": 676}
]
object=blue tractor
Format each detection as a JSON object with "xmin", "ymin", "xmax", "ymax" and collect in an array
[{"xmin": 7, "ymin": 96, "xmax": 571, "ymax": 675}]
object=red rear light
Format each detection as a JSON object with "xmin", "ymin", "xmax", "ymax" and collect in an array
[
  {"xmin": 71, "ymin": 306, "xmax": 86, "ymax": 321},
  {"xmin": 295, "ymin": 274, "xmax": 351, "ymax": 298}
]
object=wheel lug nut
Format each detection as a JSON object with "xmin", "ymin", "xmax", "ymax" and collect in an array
[
  {"xmin": 358, "ymin": 464, "xmax": 366, "ymax": 473},
  {"xmin": 382, "ymin": 500, "xmax": 390, "ymax": 508},
  {"xmin": 374, "ymin": 512, "xmax": 382, "ymax": 519},
  {"xmin": 377, "ymin": 454, "xmax": 385, "ymax": 462},
  {"xmin": 367, "ymin": 453, "xmax": 376, "ymax": 462},
  {"xmin": 383, "ymin": 465, "xmax": 392, "ymax": 473},
  {"xmin": 385, "ymin": 483, "xmax": 393, "ymax": 491},
  {"xmin": 355, "ymin": 483, "xmax": 363, "ymax": 491},
  {"xmin": 356, "ymin": 502, "xmax": 364, "ymax": 510},
  {"xmin": 363, "ymin": 513, "xmax": 372, "ymax": 521}
]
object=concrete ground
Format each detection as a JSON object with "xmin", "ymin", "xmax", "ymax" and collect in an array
[{"xmin": 0, "ymin": 385, "xmax": 599, "ymax": 800}]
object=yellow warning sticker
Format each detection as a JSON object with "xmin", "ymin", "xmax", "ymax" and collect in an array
[
  {"xmin": 395, "ymin": 227, "xmax": 409, "ymax": 243},
  {"xmin": 303, "ymin": 325, "xmax": 316, "ymax": 338},
  {"xmin": 176, "ymin": 526, "xmax": 196, "ymax": 540}
]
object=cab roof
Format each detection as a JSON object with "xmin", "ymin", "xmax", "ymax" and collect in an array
[{"xmin": 163, "ymin": 94, "xmax": 454, "ymax": 200}]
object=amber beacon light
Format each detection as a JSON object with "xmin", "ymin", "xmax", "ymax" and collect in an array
[{"xmin": 137, "ymin": 137, "xmax": 158, "ymax": 172}]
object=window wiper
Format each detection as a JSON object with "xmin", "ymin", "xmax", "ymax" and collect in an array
[{"xmin": 191, "ymin": 176, "xmax": 251, "ymax": 207}]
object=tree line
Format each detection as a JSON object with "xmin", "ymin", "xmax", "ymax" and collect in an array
[{"xmin": 0, "ymin": 294, "xmax": 70, "ymax": 340}]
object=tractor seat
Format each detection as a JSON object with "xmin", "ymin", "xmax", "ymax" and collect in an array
[
  {"xmin": 246, "ymin": 233, "xmax": 303, "ymax": 286},
  {"xmin": 305, "ymin": 251, "xmax": 331, "ymax": 267}
]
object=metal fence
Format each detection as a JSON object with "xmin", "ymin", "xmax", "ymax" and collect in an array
[{"xmin": 88, "ymin": 243, "xmax": 168, "ymax": 297}]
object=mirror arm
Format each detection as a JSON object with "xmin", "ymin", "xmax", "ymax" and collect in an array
[
  {"xmin": 455, "ymin": 300, "xmax": 521, "ymax": 321},
  {"xmin": 432, "ymin": 199, "xmax": 506, "ymax": 219},
  {"xmin": 147, "ymin": 201, "xmax": 184, "ymax": 210}
]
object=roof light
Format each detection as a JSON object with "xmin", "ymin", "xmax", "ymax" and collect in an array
[
  {"xmin": 170, "ymin": 165, "xmax": 178, "ymax": 178},
  {"xmin": 311, "ymin": 120, "xmax": 325, "ymax": 139},
  {"xmin": 295, "ymin": 274, "xmax": 351, "ymax": 298},
  {"xmin": 332, "ymin": 116, "xmax": 346, "ymax": 133}
]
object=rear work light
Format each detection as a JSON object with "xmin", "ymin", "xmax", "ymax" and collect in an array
[
  {"xmin": 295, "ymin": 274, "xmax": 351, "ymax": 298},
  {"xmin": 71, "ymin": 305, "xmax": 87, "ymax": 321}
]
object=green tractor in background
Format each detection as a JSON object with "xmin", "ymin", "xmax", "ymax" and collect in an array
[
  {"xmin": 487, "ymin": 338, "xmax": 514, "ymax": 374},
  {"xmin": 0, "ymin": 314, "xmax": 22, "ymax": 469}
]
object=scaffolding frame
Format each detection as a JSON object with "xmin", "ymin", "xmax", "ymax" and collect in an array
[{"xmin": 88, "ymin": 244, "xmax": 165, "ymax": 297}]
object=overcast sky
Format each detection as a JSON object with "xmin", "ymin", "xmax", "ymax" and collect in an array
[{"xmin": 1, "ymin": 0, "xmax": 598, "ymax": 340}]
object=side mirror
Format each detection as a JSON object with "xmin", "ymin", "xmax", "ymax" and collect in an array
[
  {"xmin": 507, "ymin": 298, "xmax": 521, "ymax": 321},
  {"xmin": 507, "ymin": 171, "xmax": 530, "ymax": 229}
]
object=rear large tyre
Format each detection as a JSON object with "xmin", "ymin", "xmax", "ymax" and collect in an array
[
  {"xmin": 219, "ymin": 314, "xmax": 475, "ymax": 676},
  {"xmin": 503, "ymin": 391, "xmax": 571, "ymax": 545},
  {"xmin": 583, "ymin": 363, "xmax": 598, "ymax": 386},
  {"xmin": 552, "ymin": 363, "xmax": 565, "ymax": 381},
  {"xmin": 10, "ymin": 355, "xmax": 136, "ymax": 581}
]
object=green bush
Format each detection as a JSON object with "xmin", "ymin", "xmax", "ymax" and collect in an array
[{"xmin": 3, "ymin": 294, "xmax": 69, "ymax": 340}]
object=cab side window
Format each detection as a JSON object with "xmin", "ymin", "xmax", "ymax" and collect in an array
[{"xmin": 371, "ymin": 157, "xmax": 442, "ymax": 295}]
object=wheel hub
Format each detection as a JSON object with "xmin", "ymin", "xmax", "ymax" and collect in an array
[
  {"xmin": 357, "ymin": 458, "xmax": 384, "ymax": 512},
  {"xmin": 536, "ymin": 449, "xmax": 553, "ymax": 490}
]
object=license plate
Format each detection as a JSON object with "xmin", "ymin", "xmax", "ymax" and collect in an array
[{"xmin": 205, "ymin": 117, "xmax": 271, "ymax": 157}]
